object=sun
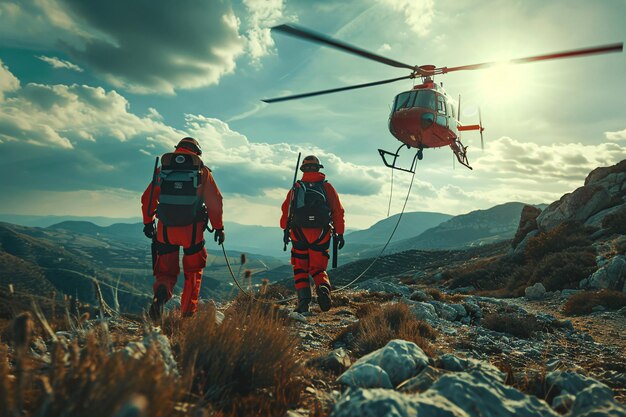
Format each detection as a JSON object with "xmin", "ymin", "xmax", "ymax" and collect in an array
[{"xmin": 477, "ymin": 62, "xmax": 534, "ymax": 104}]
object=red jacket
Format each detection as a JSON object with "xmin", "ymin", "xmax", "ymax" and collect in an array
[
  {"xmin": 141, "ymin": 148, "xmax": 224, "ymax": 229},
  {"xmin": 280, "ymin": 172, "xmax": 345, "ymax": 234}
]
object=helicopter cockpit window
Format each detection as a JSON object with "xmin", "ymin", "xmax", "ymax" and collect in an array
[
  {"xmin": 394, "ymin": 92, "xmax": 412, "ymax": 111},
  {"xmin": 437, "ymin": 95, "xmax": 446, "ymax": 114},
  {"xmin": 413, "ymin": 90, "xmax": 436, "ymax": 110}
]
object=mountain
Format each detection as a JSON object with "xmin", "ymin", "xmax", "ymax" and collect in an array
[
  {"xmin": 0, "ymin": 214, "xmax": 142, "ymax": 228},
  {"xmin": 345, "ymin": 211, "xmax": 453, "ymax": 246},
  {"xmin": 386, "ymin": 202, "xmax": 534, "ymax": 253}
]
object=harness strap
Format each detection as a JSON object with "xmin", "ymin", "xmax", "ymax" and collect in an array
[
  {"xmin": 162, "ymin": 225, "xmax": 171, "ymax": 245},
  {"xmin": 184, "ymin": 239, "xmax": 205, "ymax": 255}
]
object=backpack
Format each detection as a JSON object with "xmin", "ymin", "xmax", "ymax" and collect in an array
[
  {"xmin": 156, "ymin": 152, "xmax": 204, "ymax": 227},
  {"xmin": 292, "ymin": 180, "xmax": 331, "ymax": 228}
]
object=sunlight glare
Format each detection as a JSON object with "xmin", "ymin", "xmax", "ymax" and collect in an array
[{"xmin": 478, "ymin": 62, "xmax": 530, "ymax": 103}]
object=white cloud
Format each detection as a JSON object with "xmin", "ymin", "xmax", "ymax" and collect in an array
[
  {"xmin": 37, "ymin": 55, "xmax": 83, "ymax": 72},
  {"xmin": 242, "ymin": 0, "xmax": 289, "ymax": 64},
  {"xmin": 605, "ymin": 129, "xmax": 626, "ymax": 141},
  {"xmin": 377, "ymin": 0, "xmax": 435, "ymax": 37},
  {"xmin": 0, "ymin": 59, "xmax": 20, "ymax": 101},
  {"xmin": 473, "ymin": 136, "xmax": 626, "ymax": 186}
]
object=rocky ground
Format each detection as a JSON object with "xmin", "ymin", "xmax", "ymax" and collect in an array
[{"xmin": 281, "ymin": 280, "xmax": 626, "ymax": 416}]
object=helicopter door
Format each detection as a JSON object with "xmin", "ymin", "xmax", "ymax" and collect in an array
[{"xmin": 432, "ymin": 93, "xmax": 451, "ymax": 146}]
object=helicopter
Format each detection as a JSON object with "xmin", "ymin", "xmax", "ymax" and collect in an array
[{"xmin": 263, "ymin": 24, "xmax": 623, "ymax": 172}]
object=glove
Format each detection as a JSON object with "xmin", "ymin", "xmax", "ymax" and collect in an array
[
  {"xmin": 283, "ymin": 229, "xmax": 291, "ymax": 245},
  {"xmin": 143, "ymin": 222, "xmax": 155, "ymax": 239},
  {"xmin": 214, "ymin": 228, "xmax": 225, "ymax": 245},
  {"xmin": 336, "ymin": 234, "xmax": 345, "ymax": 250}
]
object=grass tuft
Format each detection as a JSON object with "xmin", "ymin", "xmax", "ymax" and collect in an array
[{"xmin": 563, "ymin": 289, "xmax": 626, "ymax": 315}]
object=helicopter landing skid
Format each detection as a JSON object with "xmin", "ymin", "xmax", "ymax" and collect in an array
[
  {"xmin": 378, "ymin": 144, "xmax": 420, "ymax": 174},
  {"xmin": 451, "ymin": 140, "xmax": 473, "ymax": 170}
]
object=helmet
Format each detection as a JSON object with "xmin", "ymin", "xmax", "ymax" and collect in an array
[
  {"xmin": 300, "ymin": 155, "xmax": 324, "ymax": 172},
  {"xmin": 175, "ymin": 137, "xmax": 202, "ymax": 155}
]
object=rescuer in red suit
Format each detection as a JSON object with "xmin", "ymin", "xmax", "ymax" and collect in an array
[
  {"xmin": 280, "ymin": 155, "xmax": 345, "ymax": 313},
  {"xmin": 141, "ymin": 137, "xmax": 224, "ymax": 319}
]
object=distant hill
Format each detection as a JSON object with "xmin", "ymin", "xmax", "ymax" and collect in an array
[
  {"xmin": 0, "ymin": 214, "xmax": 142, "ymax": 228},
  {"xmin": 345, "ymin": 211, "xmax": 453, "ymax": 246},
  {"xmin": 386, "ymin": 202, "xmax": 537, "ymax": 253}
]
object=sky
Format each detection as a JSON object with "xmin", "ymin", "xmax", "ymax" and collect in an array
[{"xmin": 0, "ymin": 0, "xmax": 625, "ymax": 229}]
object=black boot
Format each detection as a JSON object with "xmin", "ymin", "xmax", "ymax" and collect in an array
[
  {"xmin": 316, "ymin": 284, "xmax": 332, "ymax": 312},
  {"xmin": 149, "ymin": 285, "xmax": 168, "ymax": 321},
  {"xmin": 295, "ymin": 287, "xmax": 312, "ymax": 314}
]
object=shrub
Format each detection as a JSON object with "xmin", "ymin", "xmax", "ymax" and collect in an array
[
  {"xmin": 525, "ymin": 222, "xmax": 593, "ymax": 261},
  {"xmin": 0, "ymin": 332, "xmax": 180, "ymax": 417},
  {"xmin": 531, "ymin": 250, "xmax": 597, "ymax": 291},
  {"xmin": 176, "ymin": 302, "xmax": 303, "ymax": 415},
  {"xmin": 482, "ymin": 311, "xmax": 544, "ymax": 339},
  {"xmin": 563, "ymin": 289, "xmax": 626, "ymax": 315},
  {"xmin": 334, "ymin": 302, "xmax": 436, "ymax": 357}
]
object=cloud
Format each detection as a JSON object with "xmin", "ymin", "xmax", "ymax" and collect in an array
[
  {"xmin": 0, "ymin": 64, "xmax": 386, "ymax": 206},
  {"xmin": 473, "ymin": 137, "xmax": 626, "ymax": 185},
  {"xmin": 605, "ymin": 129, "xmax": 626, "ymax": 141},
  {"xmin": 0, "ymin": 59, "xmax": 20, "ymax": 100},
  {"xmin": 377, "ymin": 0, "xmax": 435, "ymax": 37},
  {"xmin": 242, "ymin": 0, "xmax": 288, "ymax": 64},
  {"xmin": 37, "ymin": 55, "xmax": 83, "ymax": 72}
]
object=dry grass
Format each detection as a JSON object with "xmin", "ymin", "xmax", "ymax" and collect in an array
[
  {"xmin": 563, "ymin": 290, "xmax": 626, "ymax": 315},
  {"xmin": 0, "ymin": 331, "xmax": 181, "ymax": 417},
  {"xmin": 174, "ymin": 301, "xmax": 303, "ymax": 416},
  {"xmin": 481, "ymin": 310, "xmax": 545, "ymax": 339},
  {"xmin": 424, "ymin": 288, "xmax": 465, "ymax": 303},
  {"xmin": 334, "ymin": 302, "xmax": 436, "ymax": 357}
]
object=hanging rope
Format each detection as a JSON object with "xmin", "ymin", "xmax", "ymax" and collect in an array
[
  {"xmin": 220, "ymin": 164, "xmax": 418, "ymax": 304},
  {"xmin": 387, "ymin": 168, "xmax": 394, "ymax": 218}
]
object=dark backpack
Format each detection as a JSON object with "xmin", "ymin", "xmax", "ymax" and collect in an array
[
  {"xmin": 156, "ymin": 152, "xmax": 204, "ymax": 227},
  {"xmin": 292, "ymin": 180, "xmax": 331, "ymax": 228}
]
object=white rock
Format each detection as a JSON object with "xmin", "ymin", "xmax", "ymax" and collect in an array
[
  {"xmin": 351, "ymin": 339, "xmax": 429, "ymax": 387},
  {"xmin": 336, "ymin": 363, "xmax": 393, "ymax": 389}
]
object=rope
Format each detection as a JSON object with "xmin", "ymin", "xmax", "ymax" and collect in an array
[
  {"xmin": 332, "ymin": 167, "xmax": 416, "ymax": 293},
  {"xmin": 387, "ymin": 168, "xmax": 394, "ymax": 218},
  {"xmin": 220, "ymin": 164, "xmax": 418, "ymax": 304}
]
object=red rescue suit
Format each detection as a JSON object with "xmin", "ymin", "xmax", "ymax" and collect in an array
[
  {"xmin": 141, "ymin": 148, "xmax": 223, "ymax": 315},
  {"xmin": 280, "ymin": 172, "xmax": 345, "ymax": 290}
]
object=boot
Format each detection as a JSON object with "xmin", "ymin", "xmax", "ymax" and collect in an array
[
  {"xmin": 295, "ymin": 287, "xmax": 312, "ymax": 314},
  {"xmin": 316, "ymin": 284, "xmax": 332, "ymax": 312},
  {"xmin": 149, "ymin": 285, "xmax": 168, "ymax": 322}
]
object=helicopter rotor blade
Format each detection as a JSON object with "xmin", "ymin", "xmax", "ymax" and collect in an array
[
  {"xmin": 262, "ymin": 75, "xmax": 413, "ymax": 103},
  {"xmin": 272, "ymin": 24, "xmax": 419, "ymax": 72},
  {"xmin": 438, "ymin": 42, "xmax": 623, "ymax": 74}
]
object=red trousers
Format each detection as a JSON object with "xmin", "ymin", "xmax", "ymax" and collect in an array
[
  {"xmin": 290, "ymin": 227, "xmax": 332, "ymax": 290},
  {"xmin": 153, "ymin": 221, "xmax": 207, "ymax": 315}
]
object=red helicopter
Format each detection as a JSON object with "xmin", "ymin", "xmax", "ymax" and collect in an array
[{"xmin": 263, "ymin": 24, "xmax": 623, "ymax": 172}]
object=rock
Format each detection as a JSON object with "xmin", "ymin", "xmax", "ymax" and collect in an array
[
  {"xmin": 409, "ymin": 289, "xmax": 431, "ymax": 302},
  {"xmin": 355, "ymin": 280, "xmax": 411, "ymax": 297},
  {"xmin": 561, "ymin": 289, "xmax": 582, "ymax": 298},
  {"xmin": 524, "ymin": 283, "xmax": 546, "ymax": 300},
  {"xmin": 437, "ymin": 353, "xmax": 505, "ymax": 382},
  {"xmin": 350, "ymin": 339, "xmax": 429, "ymax": 387},
  {"xmin": 585, "ymin": 202, "xmax": 626, "ymax": 228},
  {"xmin": 586, "ymin": 255, "xmax": 626, "ymax": 291},
  {"xmin": 314, "ymin": 348, "xmax": 352, "ymax": 373},
  {"xmin": 449, "ymin": 285, "xmax": 476, "ymax": 294},
  {"xmin": 433, "ymin": 272, "xmax": 445, "ymax": 281},
  {"xmin": 592, "ymin": 305, "xmax": 606, "ymax": 312},
  {"xmin": 463, "ymin": 299, "xmax": 483, "ymax": 318},
  {"xmin": 336, "ymin": 363, "xmax": 393, "ymax": 389},
  {"xmin": 449, "ymin": 304, "xmax": 467, "ymax": 319},
  {"xmin": 424, "ymin": 371, "xmax": 559, "ymax": 417},
  {"xmin": 512, "ymin": 205, "xmax": 542, "ymax": 248},
  {"xmin": 551, "ymin": 394, "xmax": 575, "ymax": 413},
  {"xmin": 288, "ymin": 311, "xmax": 308, "ymax": 323},
  {"xmin": 331, "ymin": 388, "xmax": 462, "ymax": 417},
  {"xmin": 403, "ymin": 300, "xmax": 438, "ymax": 323},
  {"xmin": 584, "ymin": 160, "xmax": 626, "ymax": 188},
  {"xmin": 546, "ymin": 371, "xmax": 611, "ymax": 396},
  {"xmin": 537, "ymin": 184, "xmax": 612, "ymax": 232},
  {"xmin": 569, "ymin": 383, "xmax": 626, "ymax": 417},
  {"xmin": 141, "ymin": 331, "xmax": 179, "ymax": 376},
  {"xmin": 618, "ymin": 306, "xmax": 626, "ymax": 316},
  {"xmin": 430, "ymin": 301, "xmax": 458, "ymax": 321},
  {"xmin": 397, "ymin": 365, "xmax": 448, "ymax": 393}
]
